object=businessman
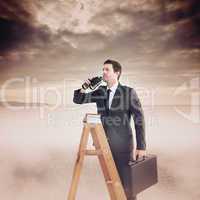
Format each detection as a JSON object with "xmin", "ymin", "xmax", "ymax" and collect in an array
[{"xmin": 73, "ymin": 59, "xmax": 147, "ymax": 200}]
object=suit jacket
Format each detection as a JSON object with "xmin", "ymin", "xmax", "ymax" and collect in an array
[{"xmin": 73, "ymin": 82, "xmax": 146, "ymax": 153}]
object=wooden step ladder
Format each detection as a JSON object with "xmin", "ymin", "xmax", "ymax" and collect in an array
[{"xmin": 67, "ymin": 113, "xmax": 127, "ymax": 200}]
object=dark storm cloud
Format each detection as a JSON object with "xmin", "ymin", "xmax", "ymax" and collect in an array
[
  {"xmin": 0, "ymin": 0, "xmax": 33, "ymax": 22},
  {"xmin": 0, "ymin": 0, "xmax": 109, "ymax": 61},
  {"xmin": 0, "ymin": 18, "xmax": 51, "ymax": 54},
  {"xmin": 0, "ymin": 0, "xmax": 53, "ymax": 58},
  {"xmin": 0, "ymin": 0, "xmax": 33, "ymax": 52},
  {"xmin": 1, "ymin": 0, "xmax": 199, "ymax": 60},
  {"xmin": 91, "ymin": 0, "xmax": 200, "ymax": 51},
  {"xmin": 157, "ymin": 0, "xmax": 200, "ymax": 50}
]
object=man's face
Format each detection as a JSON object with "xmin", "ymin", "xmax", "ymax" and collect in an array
[{"xmin": 102, "ymin": 64, "xmax": 119, "ymax": 83}]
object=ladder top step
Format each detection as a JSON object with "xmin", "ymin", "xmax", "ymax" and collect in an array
[{"xmin": 84, "ymin": 149, "xmax": 102, "ymax": 155}]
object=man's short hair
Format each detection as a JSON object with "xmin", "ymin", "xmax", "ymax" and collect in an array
[{"xmin": 104, "ymin": 59, "xmax": 122, "ymax": 80}]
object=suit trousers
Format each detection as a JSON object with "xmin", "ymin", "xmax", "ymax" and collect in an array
[{"xmin": 111, "ymin": 151, "xmax": 137, "ymax": 200}]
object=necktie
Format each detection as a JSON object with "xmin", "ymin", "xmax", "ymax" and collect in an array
[{"xmin": 105, "ymin": 89, "xmax": 111, "ymax": 113}]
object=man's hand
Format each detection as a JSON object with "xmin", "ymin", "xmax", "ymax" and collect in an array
[
  {"xmin": 81, "ymin": 79, "xmax": 91, "ymax": 92},
  {"xmin": 133, "ymin": 149, "xmax": 147, "ymax": 160}
]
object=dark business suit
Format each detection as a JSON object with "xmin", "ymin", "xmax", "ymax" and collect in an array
[{"xmin": 73, "ymin": 82, "xmax": 146, "ymax": 200}]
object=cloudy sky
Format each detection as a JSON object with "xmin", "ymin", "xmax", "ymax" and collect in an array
[
  {"xmin": 0, "ymin": 2, "xmax": 200, "ymax": 199},
  {"xmin": 0, "ymin": 0, "xmax": 200, "ymax": 105}
]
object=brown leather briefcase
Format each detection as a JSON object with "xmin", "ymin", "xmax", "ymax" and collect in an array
[{"xmin": 127, "ymin": 154, "xmax": 158, "ymax": 196}]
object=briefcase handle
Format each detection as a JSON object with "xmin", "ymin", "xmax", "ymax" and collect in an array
[{"xmin": 128, "ymin": 155, "xmax": 148, "ymax": 165}]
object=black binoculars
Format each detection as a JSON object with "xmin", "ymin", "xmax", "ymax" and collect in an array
[{"xmin": 82, "ymin": 76, "xmax": 103, "ymax": 90}]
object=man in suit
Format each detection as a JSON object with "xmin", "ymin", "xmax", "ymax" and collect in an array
[{"xmin": 73, "ymin": 59, "xmax": 146, "ymax": 200}]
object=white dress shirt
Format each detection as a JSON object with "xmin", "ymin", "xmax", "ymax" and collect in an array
[{"xmin": 106, "ymin": 81, "xmax": 119, "ymax": 109}]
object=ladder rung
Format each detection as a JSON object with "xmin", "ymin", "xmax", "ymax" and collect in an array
[
  {"xmin": 106, "ymin": 180, "xmax": 113, "ymax": 184},
  {"xmin": 106, "ymin": 180, "xmax": 121, "ymax": 186},
  {"xmin": 85, "ymin": 149, "xmax": 102, "ymax": 155}
]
